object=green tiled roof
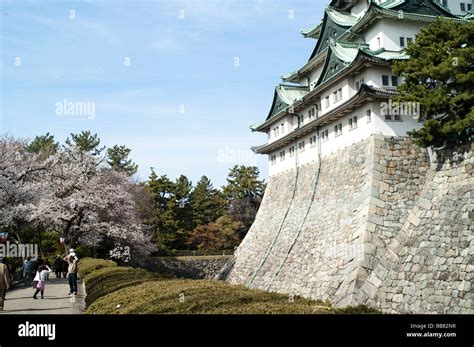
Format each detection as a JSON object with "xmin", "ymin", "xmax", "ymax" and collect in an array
[
  {"xmin": 315, "ymin": 39, "xmax": 408, "ymax": 86},
  {"xmin": 463, "ymin": 10, "xmax": 474, "ymax": 20},
  {"xmin": 277, "ymin": 84, "xmax": 308, "ymax": 105},
  {"xmin": 265, "ymin": 84, "xmax": 309, "ymax": 121},
  {"xmin": 327, "ymin": 7, "xmax": 360, "ymax": 26},
  {"xmin": 301, "ymin": 23, "xmax": 322, "ymax": 38}
]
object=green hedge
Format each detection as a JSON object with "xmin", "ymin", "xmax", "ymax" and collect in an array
[
  {"xmin": 78, "ymin": 258, "xmax": 117, "ymax": 278},
  {"xmin": 83, "ymin": 266, "xmax": 163, "ymax": 306},
  {"xmin": 86, "ymin": 279, "xmax": 335, "ymax": 314}
]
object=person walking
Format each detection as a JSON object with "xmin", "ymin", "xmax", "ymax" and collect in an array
[
  {"xmin": 54, "ymin": 255, "xmax": 62, "ymax": 278},
  {"xmin": 32, "ymin": 264, "xmax": 51, "ymax": 299},
  {"xmin": 61, "ymin": 258, "xmax": 68, "ymax": 278},
  {"xmin": 0, "ymin": 258, "xmax": 11, "ymax": 310},
  {"xmin": 22, "ymin": 257, "xmax": 34, "ymax": 286},
  {"xmin": 64, "ymin": 251, "xmax": 79, "ymax": 295}
]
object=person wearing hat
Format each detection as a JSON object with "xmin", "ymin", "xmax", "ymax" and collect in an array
[
  {"xmin": 63, "ymin": 250, "xmax": 79, "ymax": 295},
  {"xmin": 0, "ymin": 258, "xmax": 11, "ymax": 310}
]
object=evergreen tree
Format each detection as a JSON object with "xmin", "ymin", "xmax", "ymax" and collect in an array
[
  {"xmin": 190, "ymin": 176, "xmax": 226, "ymax": 227},
  {"xmin": 223, "ymin": 165, "xmax": 265, "ymax": 232},
  {"xmin": 26, "ymin": 133, "xmax": 59, "ymax": 158},
  {"xmin": 393, "ymin": 19, "xmax": 474, "ymax": 147},
  {"xmin": 147, "ymin": 169, "xmax": 175, "ymax": 251},
  {"xmin": 147, "ymin": 170, "xmax": 194, "ymax": 251},
  {"xmin": 64, "ymin": 130, "xmax": 105, "ymax": 156},
  {"xmin": 170, "ymin": 175, "xmax": 193, "ymax": 248},
  {"xmin": 107, "ymin": 145, "xmax": 138, "ymax": 176}
]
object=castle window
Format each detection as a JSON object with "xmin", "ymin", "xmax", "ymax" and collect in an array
[
  {"xmin": 349, "ymin": 116, "xmax": 358, "ymax": 130},
  {"xmin": 298, "ymin": 115, "xmax": 304, "ymax": 126},
  {"xmin": 399, "ymin": 37, "xmax": 405, "ymax": 48},
  {"xmin": 407, "ymin": 37, "xmax": 413, "ymax": 45},
  {"xmin": 309, "ymin": 135, "xmax": 317, "ymax": 147},
  {"xmin": 281, "ymin": 123, "xmax": 284, "ymax": 134},
  {"xmin": 289, "ymin": 146, "xmax": 295, "ymax": 156},
  {"xmin": 270, "ymin": 154, "xmax": 277, "ymax": 164},
  {"xmin": 460, "ymin": 3, "xmax": 465, "ymax": 11},
  {"xmin": 469, "ymin": 4, "xmax": 472, "ymax": 11},
  {"xmin": 382, "ymin": 75, "xmax": 389, "ymax": 86},
  {"xmin": 385, "ymin": 113, "xmax": 392, "ymax": 121},
  {"xmin": 443, "ymin": 0, "xmax": 447, "ymax": 6},
  {"xmin": 394, "ymin": 113, "xmax": 402, "ymax": 121},
  {"xmin": 298, "ymin": 141, "xmax": 305, "ymax": 152},
  {"xmin": 391, "ymin": 76, "xmax": 399, "ymax": 87},
  {"xmin": 334, "ymin": 123, "xmax": 342, "ymax": 137},
  {"xmin": 321, "ymin": 129, "xmax": 329, "ymax": 142},
  {"xmin": 280, "ymin": 150, "xmax": 285, "ymax": 161},
  {"xmin": 367, "ymin": 109, "xmax": 372, "ymax": 123},
  {"xmin": 325, "ymin": 96, "xmax": 330, "ymax": 108}
]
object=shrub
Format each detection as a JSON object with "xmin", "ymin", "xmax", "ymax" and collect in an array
[
  {"xmin": 87, "ymin": 279, "xmax": 334, "ymax": 314},
  {"xmin": 78, "ymin": 257, "xmax": 117, "ymax": 278},
  {"xmin": 333, "ymin": 305, "xmax": 382, "ymax": 314},
  {"xmin": 83, "ymin": 266, "xmax": 164, "ymax": 306}
]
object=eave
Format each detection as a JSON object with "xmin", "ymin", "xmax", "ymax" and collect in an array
[
  {"xmin": 281, "ymin": 48, "xmax": 328, "ymax": 83},
  {"xmin": 301, "ymin": 23, "xmax": 322, "ymax": 39},
  {"xmin": 343, "ymin": 1, "xmax": 465, "ymax": 40}
]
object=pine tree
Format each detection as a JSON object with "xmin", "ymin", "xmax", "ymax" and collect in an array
[
  {"xmin": 107, "ymin": 145, "xmax": 138, "ymax": 176},
  {"xmin": 64, "ymin": 130, "xmax": 105, "ymax": 156},
  {"xmin": 26, "ymin": 133, "xmax": 59, "ymax": 158},
  {"xmin": 393, "ymin": 18, "xmax": 474, "ymax": 147},
  {"xmin": 190, "ymin": 175, "xmax": 226, "ymax": 227},
  {"xmin": 223, "ymin": 165, "xmax": 265, "ymax": 232}
]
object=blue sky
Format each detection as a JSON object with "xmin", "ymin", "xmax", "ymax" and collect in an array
[{"xmin": 1, "ymin": 0, "xmax": 327, "ymax": 187}]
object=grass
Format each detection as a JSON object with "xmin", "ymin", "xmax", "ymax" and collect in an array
[
  {"xmin": 78, "ymin": 257, "xmax": 117, "ymax": 278},
  {"xmin": 83, "ymin": 266, "xmax": 165, "ymax": 306},
  {"xmin": 86, "ymin": 279, "xmax": 338, "ymax": 314},
  {"xmin": 82, "ymin": 259, "xmax": 382, "ymax": 314}
]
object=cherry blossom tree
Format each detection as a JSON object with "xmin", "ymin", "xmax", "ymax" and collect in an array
[{"xmin": 1, "ymin": 136, "xmax": 154, "ymax": 259}]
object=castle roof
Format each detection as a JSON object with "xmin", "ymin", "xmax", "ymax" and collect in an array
[
  {"xmin": 260, "ymin": 39, "xmax": 408, "ymax": 131},
  {"xmin": 263, "ymin": 84, "xmax": 309, "ymax": 122},
  {"xmin": 315, "ymin": 40, "xmax": 408, "ymax": 86},
  {"xmin": 255, "ymin": 43, "xmax": 405, "ymax": 132},
  {"xmin": 282, "ymin": 0, "xmax": 463, "ymax": 83}
]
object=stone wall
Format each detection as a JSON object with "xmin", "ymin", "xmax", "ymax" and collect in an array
[
  {"xmin": 356, "ymin": 142, "xmax": 473, "ymax": 313},
  {"xmin": 147, "ymin": 256, "xmax": 231, "ymax": 280},
  {"xmin": 221, "ymin": 135, "xmax": 473, "ymax": 313}
]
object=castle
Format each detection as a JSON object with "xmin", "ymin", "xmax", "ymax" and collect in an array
[{"xmin": 219, "ymin": 0, "xmax": 473, "ymax": 313}]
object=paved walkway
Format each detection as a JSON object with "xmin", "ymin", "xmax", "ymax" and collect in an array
[{"xmin": 0, "ymin": 277, "xmax": 85, "ymax": 314}]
